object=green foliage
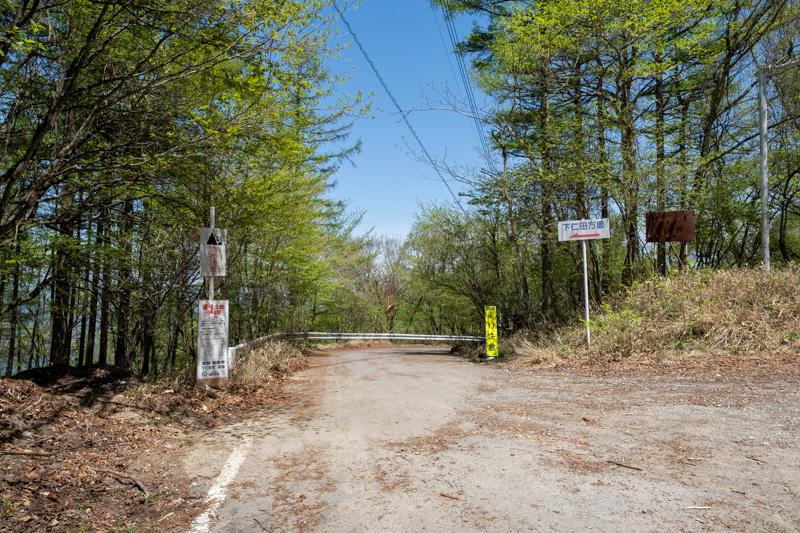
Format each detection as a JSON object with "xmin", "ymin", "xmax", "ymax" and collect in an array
[
  {"xmin": 145, "ymin": 491, "xmax": 172, "ymax": 504},
  {"xmin": 418, "ymin": 0, "xmax": 798, "ymax": 332},
  {"xmin": 0, "ymin": 0, "xmax": 370, "ymax": 377},
  {"xmin": 406, "ymin": 204, "xmax": 503, "ymax": 334},
  {"xmin": 1, "ymin": 0, "xmax": 798, "ymax": 378}
]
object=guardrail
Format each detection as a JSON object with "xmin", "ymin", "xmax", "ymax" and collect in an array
[{"xmin": 228, "ymin": 332, "xmax": 484, "ymax": 364}]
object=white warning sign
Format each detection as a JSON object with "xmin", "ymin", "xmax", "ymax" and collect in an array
[
  {"xmin": 200, "ymin": 228, "xmax": 227, "ymax": 277},
  {"xmin": 197, "ymin": 300, "xmax": 229, "ymax": 383}
]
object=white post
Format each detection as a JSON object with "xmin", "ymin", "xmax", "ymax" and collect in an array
[
  {"xmin": 582, "ymin": 240, "xmax": 590, "ymax": 345},
  {"xmin": 757, "ymin": 58, "xmax": 800, "ymax": 271},
  {"xmin": 759, "ymin": 66, "xmax": 770, "ymax": 271},
  {"xmin": 209, "ymin": 206, "xmax": 215, "ymax": 300}
]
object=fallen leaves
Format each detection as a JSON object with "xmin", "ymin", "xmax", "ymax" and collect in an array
[{"xmin": 0, "ymin": 357, "xmax": 308, "ymax": 532}]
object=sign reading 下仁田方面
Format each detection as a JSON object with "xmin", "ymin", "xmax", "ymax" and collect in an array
[
  {"xmin": 557, "ymin": 218, "xmax": 610, "ymax": 242},
  {"xmin": 557, "ymin": 218, "xmax": 612, "ymax": 346}
]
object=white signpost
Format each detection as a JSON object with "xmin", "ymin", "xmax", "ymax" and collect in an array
[
  {"xmin": 558, "ymin": 218, "xmax": 610, "ymax": 345},
  {"xmin": 197, "ymin": 300, "xmax": 229, "ymax": 385},
  {"xmin": 197, "ymin": 207, "xmax": 230, "ymax": 387},
  {"xmin": 199, "ymin": 228, "xmax": 227, "ymax": 277},
  {"xmin": 558, "ymin": 218, "xmax": 610, "ymax": 241}
]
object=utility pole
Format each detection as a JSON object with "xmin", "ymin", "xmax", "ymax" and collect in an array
[
  {"xmin": 759, "ymin": 57, "xmax": 800, "ymax": 271},
  {"xmin": 208, "ymin": 206, "xmax": 215, "ymax": 299}
]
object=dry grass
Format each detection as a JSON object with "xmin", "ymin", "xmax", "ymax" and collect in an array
[
  {"xmin": 506, "ymin": 330, "xmax": 570, "ymax": 365},
  {"xmin": 509, "ymin": 266, "xmax": 800, "ymax": 366},
  {"xmin": 309, "ymin": 339, "xmax": 393, "ymax": 351},
  {"xmin": 229, "ymin": 339, "xmax": 301, "ymax": 387},
  {"xmin": 229, "ymin": 339, "xmax": 401, "ymax": 386}
]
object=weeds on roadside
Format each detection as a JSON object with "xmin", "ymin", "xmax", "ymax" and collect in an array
[
  {"xmin": 509, "ymin": 266, "xmax": 800, "ymax": 365},
  {"xmin": 228, "ymin": 340, "xmax": 300, "ymax": 388},
  {"xmin": 146, "ymin": 490, "xmax": 171, "ymax": 504}
]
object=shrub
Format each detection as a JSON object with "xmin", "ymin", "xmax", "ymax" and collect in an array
[
  {"xmin": 228, "ymin": 340, "xmax": 300, "ymax": 387},
  {"xmin": 511, "ymin": 266, "xmax": 800, "ymax": 365}
]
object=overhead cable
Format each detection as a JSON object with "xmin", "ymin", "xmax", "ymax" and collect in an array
[
  {"xmin": 330, "ymin": 0, "xmax": 467, "ymax": 215},
  {"xmin": 438, "ymin": 5, "xmax": 493, "ymax": 168},
  {"xmin": 432, "ymin": 7, "xmax": 488, "ymax": 162}
]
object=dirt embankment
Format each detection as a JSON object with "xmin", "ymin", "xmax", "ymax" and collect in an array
[{"xmin": 0, "ymin": 358, "xmax": 307, "ymax": 533}]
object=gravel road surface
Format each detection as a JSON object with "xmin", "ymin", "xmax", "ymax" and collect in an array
[{"xmin": 181, "ymin": 346, "xmax": 800, "ymax": 532}]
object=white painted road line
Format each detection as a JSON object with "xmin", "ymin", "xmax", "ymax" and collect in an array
[{"xmin": 188, "ymin": 435, "xmax": 253, "ymax": 533}]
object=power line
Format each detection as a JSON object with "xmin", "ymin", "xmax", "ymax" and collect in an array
[
  {"xmin": 436, "ymin": 5, "xmax": 496, "ymax": 173},
  {"xmin": 330, "ymin": 0, "xmax": 467, "ymax": 215},
  {"xmin": 432, "ymin": 9, "xmax": 486, "ymax": 160}
]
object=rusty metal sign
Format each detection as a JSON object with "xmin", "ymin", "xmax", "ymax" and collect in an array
[{"xmin": 646, "ymin": 210, "xmax": 695, "ymax": 242}]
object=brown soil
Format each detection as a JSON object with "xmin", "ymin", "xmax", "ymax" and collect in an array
[
  {"xmin": 516, "ymin": 344, "xmax": 800, "ymax": 380},
  {"xmin": 1, "ymin": 346, "xmax": 797, "ymax": 532},
  {"xmin": 0, "ymin": 357, "xmax": 308, "ymax": 533}
]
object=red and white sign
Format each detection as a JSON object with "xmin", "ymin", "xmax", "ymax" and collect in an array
[
  {"xmin": 197, "ymin": 300, "xmax": 229, "ymax": 382},
  {"xmin": 199, "ymin": 228, "xmax": 227, "ymax": 276},
  {"xmin": 558, "ymin": 218, "xmax": 610, "ymax": 241}
]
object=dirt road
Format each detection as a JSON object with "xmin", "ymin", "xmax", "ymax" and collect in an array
[{"xmin": 181, "ymin": 346, "xmax": 800, "ymax": 532}]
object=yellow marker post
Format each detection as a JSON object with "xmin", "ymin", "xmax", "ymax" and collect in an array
[{"xmin": 485, "ymin": 306, "xmax": 498, "ymax": 359}]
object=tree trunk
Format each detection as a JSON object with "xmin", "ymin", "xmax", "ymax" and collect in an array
[
  {"xmin": 655, "ymin": 54, "xmax": 666, "ymax": 275},
  {"xmin": 540, "ymin": 66, "xmax": 554, "ymax": 320},
  {"xmin": 6, "ymin": 243, "xmax": 19, "ymax": 376},
  {"xmin": 84, "ymin": 219, "xmax": 102, "ymax": 365},
  {"xmin": 501, "ymin": 145, "xmax": 530, "ymax": 326},
  {"xmin": 98, "ymin": 215, "xmax": 111, "ymax": 366},
  {"xmin": 28, "ymin": 290, "xmax": 43, "ymax": 370},
  {"xmin": 620, "ymin": 45, "xmax": 640, "ymax": 285},
  {"xmin": 114, "ymin": 200, "xmax": 134, "ymax": 369},
  {"xmin": 141, "ymin": 321, "xmax": 152, "ymax": 376},
  {"xmin": 597, "ymin": 71, "xmax": 611, "ymax": 296},
  {"xmin": 678, "ymin": 97, "xmax": 690, "ymax": 269},
  {"xmin": 141, "ymin": 297, "xmax": 156, "ymax": 377},
  {"xmin": 49, "ymin": 222, "xmax": 73, "ymax": 366},
  {"xmin": 77, "ymin": 314, "xmax": 87, "ymax": 367},
  {"xmin": 162, "ymin": 314, "xmax": 179, "ymax": 376}
]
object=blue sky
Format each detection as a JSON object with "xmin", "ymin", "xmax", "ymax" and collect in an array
[{"xmin": 324, "ymin": 1, "xmax": 489, "ymax": 238}]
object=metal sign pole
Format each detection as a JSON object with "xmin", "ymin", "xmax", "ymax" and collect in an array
[
  {"xmin": 582, "ymin": 240, "xmax": 590, "ymax": 345},
  {"xmin": 209, "ymin": 207, "xmax": 215, "ymax": 300},
  {"xmin": 759, "ymin": 67, "xmax": 770, "ymax": 271},
  {"xmin": 197, "ymin": 207, "xmax": 230, "ymax": 388},
  {"xmin": 757, "ymin": 58, "xmax": 800, "ymax": 271},
  {"xmin": 557, "ymin": 218, "xmax": 609, "ymax": 346}
]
